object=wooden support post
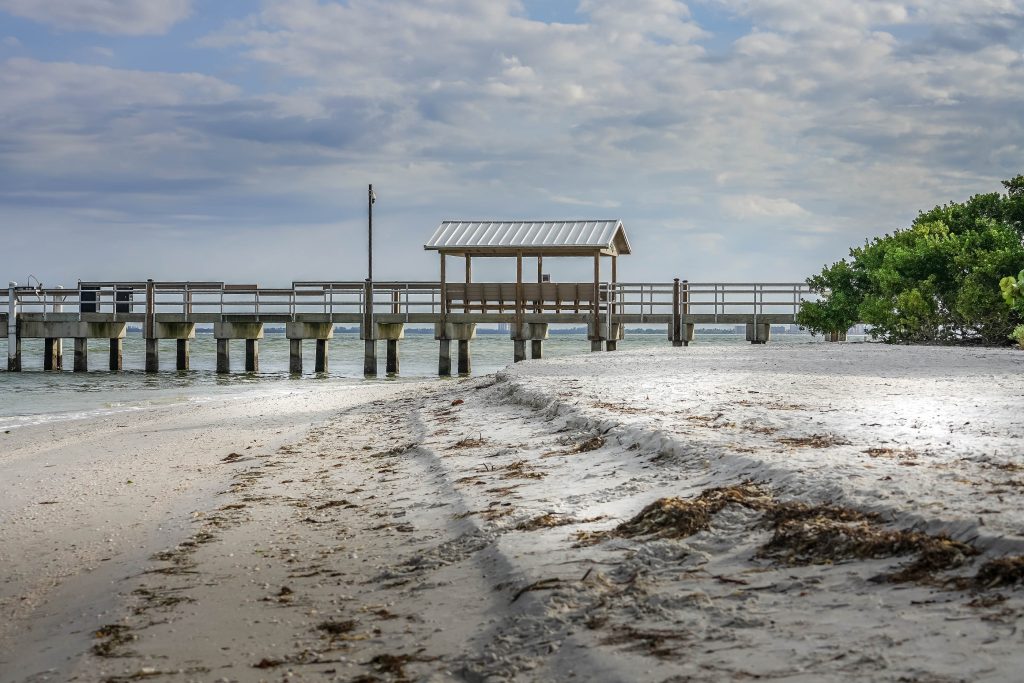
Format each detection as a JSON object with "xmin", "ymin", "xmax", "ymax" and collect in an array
[
  {"xmin": 217, "ymin": 338, "xmax": 230, "ymax": 374},
  {"xmin": 316, "ymin": 339, "xmax": 329, "ymax": 373},
  {"xmin": 364, "ymin": 339, "xmax": 377, "ymax": 377},
  {"xmin": 531, "ymin": 339, "xmax": 542, "ymax": 359},
  {"xmin": 245, "ymin": 339, "xmax": 259, "ymax": 372},
  {"xmin": 681, "ymin": 279, "xmax": 690, "ymax": 347},
  {"xmin": 44, "ymin": 338, "xmax": 62, "ymax": 371},
  {"xmin": 457, "ymin": 339, "xmax": 470, "ymax": 375},
  {"xmin": 438, "ymin": 339, "xmax": 451, "ymax": 376},
  {"xmin": 591, "ymin": 340, "xmax": 603, "ymax": 352},
  {"xmin": 176, "ymin": 339, "xmax": 189, "ymax": 371},
  {"xmin": 606, "ymin": 340, "xmax": 618, "ymax": 352},
  {"xmin": 145, "ymin": 338, "xmax": 159, "ymax": 373},
  {"xmin": 109, "ymin": 338, "xmax": 122, "ymax": 372},
  {"xmin": 386, "ymin": 339, "xmax": 399, "ymax": 375},
  {"xmin": 289, "ymin": 339, "xmax": 303, "ymax": 374},
  {"xmin": 74, "ymin": 338, "xmax": 88, "ymax": 372},
  {"xmin": 513, "ymin": 339, "xmax": 526, "ymax": 363}
]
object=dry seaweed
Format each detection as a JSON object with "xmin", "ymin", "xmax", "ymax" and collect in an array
[
  {"xmin": 602, "ymin": 625, "xmax": 689, "ymax": 658},
  {"xmin": 516, "ymin": 513, "xmax": 604, "ymax": 531},
  {"xmin": 317, "ymin": 619, "xmax": 357, "ymax": 636},
  {"xmin": 776, "ymin": 434, "xmax": 850, "ymax": 448},
  {"xmin": 758, "ymin": 512, "xmax": 977, "ymax": 582},
  {"xmin": 91, "ymin": 624, "xmax": 135, "ymax": 658},
  {"xmin": 500, "ymin": 460, "xmax": 545, "ymax": 480},
  {"xmin": 973, "ymin": 556, "xmax": 1024, "ymax": 589},
  {"xmin": 575, "ymin": 483, "xmax": 769, "ymax": 546}
]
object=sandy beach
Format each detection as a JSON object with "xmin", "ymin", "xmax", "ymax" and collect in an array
[{"xmin": 3, "ymin": 343, "xmax": 1024, "ymax": 682}]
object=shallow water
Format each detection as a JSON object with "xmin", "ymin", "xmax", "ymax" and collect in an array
[{"xmin": 0, "ymin": 331, "xmax": 849, "ymax": 430}]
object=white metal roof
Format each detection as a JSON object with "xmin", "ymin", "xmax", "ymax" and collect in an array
[{"xmin": 424, "ymin": 220, "xmax": 631, "ymax": 255}]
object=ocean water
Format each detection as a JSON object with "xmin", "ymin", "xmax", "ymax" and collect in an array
[{"xmin": 0, "ymin": 332, "xmax": 847, "ymax": 431}]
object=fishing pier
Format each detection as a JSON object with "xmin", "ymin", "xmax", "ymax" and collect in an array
[{"xmin": 3, "ymin": 220, "xmax": 820, "ymax": 376}]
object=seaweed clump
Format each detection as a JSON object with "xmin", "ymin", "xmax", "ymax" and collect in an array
[
  {"xmin": 576, "ymin": 483, "xmax": 769, "ymax": 546},
  {"xmin": 974, "ymin": 556, "xmax": 1024, "ymax": 589},
  {"xmin": 758, "ymin": 506, "xmax": 978, "ymax": 582}
]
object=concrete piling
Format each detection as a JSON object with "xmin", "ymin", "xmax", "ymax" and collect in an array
[
  {"xmin": 514, "ymin": 339, "xmax": 526, "ymax": 363},
  {"xmin": 245, "ymin": 339, "xmax": 259, "ymax": 373},
  {"xmin": 457, "ymin": 339, "xmax": 471, "ymax": 374},
  {"xmin": 438, "ymin": 339, "xmax": 451, "ymax": 376},
  {"xmin": 176, "ymin": 339, "xmax": 189, "ymax": 371},
  {"xmin": 315, "ymin": 339, "xmax": 329, "ymax": 373},
  {"xmin": 746, "ymin": 322, "xmax": 771, "ymax": 345},
  {"xmin": 363, "ymin": 339, "xmax": 377, "ymax": 377},
  {"xmin": 605, "ymin": 340, "xmax": 618, "ymax": 351},
  {"xmin": 385, "ymin": 339, "xmax": 399, "ymax": 375},
  {"xmin": 531, "ymin": 340, "xmax": 542, "ymax": 360},
  {"xmin": 109, "ymin": 338, "xmax": 122, "ymax": 372},
  {"xmin": 44, "ymin": 338, "xmax": 62, "ymax": 371},
  {"xmin": 7, "ymin": 282, "xmax": 20, "ymax": 372},
  {"xmin": 73, "ymin": 338, "xmax": 88, "ymax": 372},
  {"xmin": 289, "ymin": 339, "xmax": 303, "ymax": 374},
  {"xmin": 217, "ymin": 339, "xmax": 230, "ymax": 374},
  {"xmin": 145, "ymin": 338, "xmax": 159, "ymax": 373},
  {"xmin": 590, "ymin": 340, "xmax": 603, "ymax": 352}
]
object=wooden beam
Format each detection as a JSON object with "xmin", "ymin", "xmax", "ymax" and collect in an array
[{"xmin": 465, "ymin": 254, "xmax": 472, "ymax": 314}]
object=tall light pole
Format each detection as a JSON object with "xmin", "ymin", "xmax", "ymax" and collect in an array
[
  {"xmin": 368, "ymin": 183, "xmax": 375, "ymax": 282},
  {"xmin": 364, "ymin": 184, "xmax": 377, "ymax": 376}
]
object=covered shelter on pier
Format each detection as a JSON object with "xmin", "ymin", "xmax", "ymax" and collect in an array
[{"xmin": 423, "ymin": 220, "xmax": 632, "ymax": 364}]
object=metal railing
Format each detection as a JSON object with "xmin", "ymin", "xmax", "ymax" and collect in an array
[{"xmin": 1, "ymin": 280, "xmax": 818, "ymax": 320}]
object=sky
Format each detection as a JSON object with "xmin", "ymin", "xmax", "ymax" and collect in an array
[{"xmin": 0, "ymin": 0, "xmax": 1022, "ymax": 286}]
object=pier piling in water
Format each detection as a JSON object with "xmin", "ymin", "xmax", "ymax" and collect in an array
[
  {"xmin": 74, "ymin": 338, "xmax": 88, "ymax": 372},
  {"xmin": 438, "ymin": 339, "xmax": 451, "ymax": 377},
  {"xmin": 216, "ymin": 339, "xmax": 230, "ymax": 373},
  {"xmin": 44, "ymin": 338, "xmax": 62, "ymax": 371},
  {"xmin": 286, "ymin": 321, "xmax": 334, "ymax": 375},
  {"xmin": 245, "ymin": 339, "xmax": 259, "ymax": 372},
  {"xmin": 109, "ymin": 338, "xmax": 122, "ymax": 372},
  {"xmin": 214, "ymin": 321, "xmax": 264, "ymax": 374}
]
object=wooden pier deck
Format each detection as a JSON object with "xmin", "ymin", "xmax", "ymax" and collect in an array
[{"xmin": 3, "ymin": 280, "xmax": 818, "ymax": 375}]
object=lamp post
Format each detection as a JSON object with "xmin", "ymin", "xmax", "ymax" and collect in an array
[{"xmin": 364, "ymin": 184, "xmax": 377, "ymax": 375}]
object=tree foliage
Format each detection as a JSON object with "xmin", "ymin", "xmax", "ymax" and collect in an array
[{"xmin": 798, "ymin": 175, "xmax": 1024, "ymax": 345}]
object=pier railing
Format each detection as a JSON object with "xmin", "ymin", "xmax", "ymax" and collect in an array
[{"xmin": 2, "ymin": 280, "xmax": 817, "ymax": 322}]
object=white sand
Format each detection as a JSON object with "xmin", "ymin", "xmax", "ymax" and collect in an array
[{"xmin": 3, "ymin": 343, "xmax": 1023, "ymax": 682}]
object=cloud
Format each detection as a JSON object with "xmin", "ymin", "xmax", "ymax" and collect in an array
[
  {"xmin": 2, "ymin": 0, "xmax": 1024, "ymax": 284},
  {"xmin": 722, "ymin": 195, "xmax": 810, "ymax": 220},
  {"xmin": 0, "ymin": 0, "xmax": 191, "ymax": 35}
]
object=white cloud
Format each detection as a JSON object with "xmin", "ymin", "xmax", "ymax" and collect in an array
[
  {"xmin": 2, "ymin": 0, "xmax": 1023, "ymax": 283},
  {"xmin": 723, "ymin": 195, "xmax": 810, "ymax": 220},
  {"xmin": 0, "ymin": 0, "xmax": 191, "ymax": 35}
]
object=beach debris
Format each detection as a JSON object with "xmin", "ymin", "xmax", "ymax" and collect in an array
[
  {"xmin": 317, "ymin": 619, "xmax": 357, "ymax": 637},
  {"xmin": 451, "ymin": 398, "xmax": 465, "ymax": 406},
  {"xmin": 511, "ymin": 577, "xmax": 563, "ymax": 603},
  {"xmin": 602, "ymin": 625, "xmax": 689, "ymax": 659},
  {"xmin": 314, "ymin": 499, "xmax": 357, "ymax": 510},
  {"xmin": 91, "ymin": 624, "xmax": 135, "ymax": 658},
  {"xmin": 758, "ymin": 506, "xmax": 978, "ymax": 582},
  {"xmin": 516, "ymin": 513, "xmax": 605, "ymax": 531},
  {"xmin": 775, "ymin": 433, "xmax": 850, "ymax": 448},
  {"xmin": 500, "ymin": 460, "xmax": 545, "ymax": 480},
  {"xmin": 973, "ymin": 555, "xmax": 1024, "ymax": 589},
  {"xmin": 221, "ymin": 452, "xmax": 244, "ymax": 463},
  {"xmin": 254, "ymin": 657, "xmax": 282, "ymax": 669},
  {"xmin": 450, "ymin": 436, "xmax": 487, "ymax": 449}
]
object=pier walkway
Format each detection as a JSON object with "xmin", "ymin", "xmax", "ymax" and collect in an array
[{"xmin": 3, "ymin": 280, "xmax": 817, "ymax": 375}]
